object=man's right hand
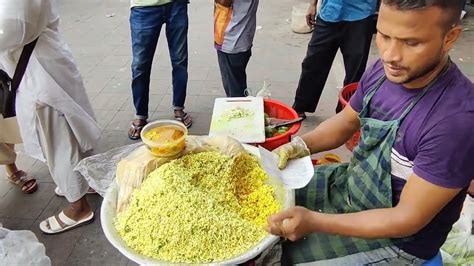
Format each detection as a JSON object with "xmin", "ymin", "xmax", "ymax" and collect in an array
[
  {"xmin": 266, "ymin": 206, "xmax": 315, "ymax": 241},
  {"xmin": 305, "ymin": 3, "xmax": 317, "ymax": 28},
  {"xmin": 273, "ymin": 136, "xmax": 311, "ymax": 169}
]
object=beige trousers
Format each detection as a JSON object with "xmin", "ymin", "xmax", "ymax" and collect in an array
[
  {"xmin": 0, "ymin": 143, "xmax": 16, "ymax": 165},
  {"xmin": 35, "ymin": 106, "xmax": 90, "ymax": 202},
  {"xmin": 0, "ymin": 115, "xmax": 22, "ymax": 165}
]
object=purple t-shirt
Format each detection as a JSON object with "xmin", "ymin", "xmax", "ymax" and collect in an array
[{"xmin": 350, "ymin": 60, "xmax": 474, "ymax": 260}]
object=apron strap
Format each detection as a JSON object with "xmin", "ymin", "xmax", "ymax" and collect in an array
[
  {"xmin": 359, "ymin": 75, "xmax": 386, "ymax": 118},
  {"xmin": 360, "ymin": 59, "xmax": 452, "ymax": 122},
  {"xmin": 397, "ymin": 59, "xmax": 452, "ymax": 122}
]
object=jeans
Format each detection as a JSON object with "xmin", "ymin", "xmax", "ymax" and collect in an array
[
  {"xmin": 217, "ymin": 49, "xmax": 252, "ymax": 97},
  {"xmin": 293, "ymin": 246, "xmax": 427, "ymax": 266},
  {"xmin": 130, "ymin": 2, "xmax": 188, "ymax": 119},
  {"xmin": 292, "ymin": 15, "xmax": 374, "ymax": 113}
]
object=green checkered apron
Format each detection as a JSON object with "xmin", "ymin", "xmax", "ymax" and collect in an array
[{"xmin": 284, "ymin": 69, "xmax": 447, "ymax": 263}]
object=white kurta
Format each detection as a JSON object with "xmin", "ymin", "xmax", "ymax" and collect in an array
[{"xmin": 0, "ymin": 0, "xmax": 100, "ymax": 162}]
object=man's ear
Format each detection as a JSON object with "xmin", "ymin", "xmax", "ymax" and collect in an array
[{"xmin": 443, "ymin": 25, "xmax": 462, "ymax": 53}]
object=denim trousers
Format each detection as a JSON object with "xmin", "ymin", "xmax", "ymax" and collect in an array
[
  {"xmin": 296, "ymin": 246, "xmax": 427, "ymax": 266},
  {"xmin": 130, "ymin": 2, "xmax": 188, "ymax": 119}
]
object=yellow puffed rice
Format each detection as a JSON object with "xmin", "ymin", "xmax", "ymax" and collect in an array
[{"xmin": 114, "ymin": 151, "xmax": 281, "ymax": 263}]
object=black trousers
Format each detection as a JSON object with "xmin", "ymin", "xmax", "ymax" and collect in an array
[
  {"xmin": 217, "ymin": 49, "xmax": 252, "ymax": 97},
  {"xmin": 293, "ymin": 15, "xmax": 375, "ymax": 113}
]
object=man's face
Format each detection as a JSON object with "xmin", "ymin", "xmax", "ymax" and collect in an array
[{"xmin": 376, "ymin": 4, "xmax": 451, "ymax": 85}]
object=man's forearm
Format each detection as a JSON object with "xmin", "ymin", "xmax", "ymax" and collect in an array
[
  {"xmin": 301, "ymin": 172, "xmax": 462, "ymax": 240},
  {"xmin": 310, "ymin": 0, "xmax": 318, "ymax": 7},
  {"xmin": 301, "ymin": 108, "xmax": 360, "ymax": 154},
  {"xmin": 308, "ymin": 208, "xmax": 420, "ymax": 239}
]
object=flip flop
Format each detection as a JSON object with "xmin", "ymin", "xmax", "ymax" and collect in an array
[
  {"xmin": 174, "ymin": 111, "xmax": 192, "ymax": 128},
  {"xmin": 128, "ymin": 119, "xmax": 147, "ymax": 140},
  {"xmin": 8, "ymin": 170, "xmax": 38, "ymax": 194},
  {"xmin": 39, "ymin": 211, "xmax": 94, "ymax": 235},
  {"xmin": 54, "ymin": 187, "xmax": 96, "ymax": 197},
  {"xmin": 297, "ymin": 112, "xmax": 307, "ymax": 120}
]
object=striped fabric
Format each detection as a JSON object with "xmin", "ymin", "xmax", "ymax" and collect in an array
[{"xmin": 391, "ymin": 148, "xmax": 414, "ymax": 181}]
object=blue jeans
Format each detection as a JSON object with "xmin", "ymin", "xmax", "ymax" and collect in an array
[
  {"xmin": 295, "ymin": 246, "xmax": 427, "ymax": 266},
  {"xmin": 130, "ymin": 2, "xmax": 188, "ymax": 119}
]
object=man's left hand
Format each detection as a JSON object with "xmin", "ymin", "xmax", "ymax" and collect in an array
[{"xmin": 266, "ymin": 206, "xmax": 315, "ymax": 241}]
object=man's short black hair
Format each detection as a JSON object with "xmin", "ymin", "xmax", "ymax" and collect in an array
[{"xmin": 382, "ymin": 0, "xmax": 463, "ymax": 29}]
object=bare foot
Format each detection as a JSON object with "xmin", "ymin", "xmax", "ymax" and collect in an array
[{"xmin": 62, "ymin": 197, "xmax": 92, "ymax": 222}]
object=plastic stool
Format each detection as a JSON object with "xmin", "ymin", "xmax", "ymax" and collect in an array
[{"xmin": 422, "ymin": 252, "xmax": 442, "ymax": 266}]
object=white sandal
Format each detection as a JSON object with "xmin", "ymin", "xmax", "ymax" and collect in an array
[{"xmin": 39, "ymin": 211, "xmax": 94, "ymax": 235}]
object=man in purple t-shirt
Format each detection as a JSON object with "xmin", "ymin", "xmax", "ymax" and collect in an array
[{"xmin": 266, "ymin": 0, "xmax": 474, "ymax": 264}]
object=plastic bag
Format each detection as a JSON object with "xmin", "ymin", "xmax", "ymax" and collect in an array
[
  {"xmin": 115, "ymin": 135, "xmax": 247, "ymax": 213},
  {"xmin": 74, "ymin": 142, "xmax": 143, "ymax": 197},
  {"xmin": 245, "ymin": 81, "xmax": 272, "ymax": 98},
  {"xmin": 75, "ymin": 135, "xmax": 246, "ymax": 213},
  {"xmin": 115, "ymin": 145, "xmax": 180, "ymax": 213},
  {"xmin": 291, "ymin": 3, "xmax": 313, "ymax": 34},
  {"xmin": 184, "ymin": 135, "xmax": 246, "ymax": 157},
  {"xmin": 0, "ymin": 228, "xmax": 51, "ymax": 266},
  {"xmin": 440, "ymin": 196, "xmax": 474, "ymax": 265},
  {"xmin": 255, "ymin": 81, "xmax": 272, "ymax": 98}
]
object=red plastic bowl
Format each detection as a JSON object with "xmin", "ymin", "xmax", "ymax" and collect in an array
[
  {"xmin": 339, "ymin": 82, "xmax": 358, "ymax": 108},
  {"xmin": 259, "ymin": 99, "xmax": 302, "ymax": 151},
  {"xmin": 339, "ymin": 82, "xmax": 360, "ymax": 151}
]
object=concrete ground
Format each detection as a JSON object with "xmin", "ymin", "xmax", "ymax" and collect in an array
[{"xmin": 0, "ymin": 0, "xmax": 473, "ymax": 265}]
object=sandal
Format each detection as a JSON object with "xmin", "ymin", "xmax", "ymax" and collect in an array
[
  {"xmin": 54, "ymin": 187, "xmax": 96, "ymax": 197},
  {"xmin": 174, "ymin": 111, "xmax": 193, "ymax": 128},
  {"xmin": 128, "ymin": 119, "xmax": 147, "ymax": 140},
  {"xmin": 297, "ymin": 112, "xmax": 307, "ymax": 120},
  {"xmin": 8, "ymin": 170, "xmax": 38, "ymax": 194},
  {"xmin": 39, "ymin": 211, "xmax": 94, "ymax": 235}
]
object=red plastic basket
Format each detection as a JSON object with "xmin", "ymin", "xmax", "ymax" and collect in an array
[
  {"xmin": 339, "ymin": 83, "xmax": 360, "ymax": 151},
  {"xmin": 259, "ymin": 99, "xmax": 302, "ymax": 151}
]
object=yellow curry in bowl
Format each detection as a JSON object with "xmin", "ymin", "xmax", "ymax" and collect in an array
[{"xmin": 141, "ymin": 121, "xmax": 187, "ymax": 157}]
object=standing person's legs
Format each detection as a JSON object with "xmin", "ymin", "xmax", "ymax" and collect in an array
[
  {"xmin": 129, "ymin": 6, "xmax": 165, "ymax": 139},
  {"xmin": 0, "ymin": 143, "xmax": 16, "ymax": 166},
  {"xmin": 0, "ymin": 114, "xmax": 38, "ymax": 193},
  {"xmin": 36, "ymin": 106, "xmax": 93, "ymax": 234},
  {"xmin": 340, "ymin": 16, "xmax": 374, "ymax": 86},
  {"xmin": 292, "ymin": 17, "xmax": 342, "ymax": 115},
  {"xmin": 217, "ymin": 49, "xmax": 252, "ymax": 97},
  {"xmin": 337, "ymin": 16, "xmax": 374, "ymax": 113},
  {"xmin": 165, "ymin": 2, "xmax": 192, "ymax": 128},
  {"xmin": 0, "ymin": 116, "xmax": 21, "ymax": 166},
  {"xmin": 1, "ymin": 144, "xmax": 38, "ymax": 194}
]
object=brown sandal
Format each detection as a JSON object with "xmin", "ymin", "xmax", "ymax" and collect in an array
[
  {"xmin": 8, "ymin": 170, "xmax": 38, "ymax": 194},
  {"xmin": 174, "ymin": 111, "xmax": 193, "ymax": 128},
  {"xmin": 128, "ymin": 119, "xmax": 147, "ymax": 140}
]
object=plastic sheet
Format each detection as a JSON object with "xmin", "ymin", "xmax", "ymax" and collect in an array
[
  {"xmin": 0, "ymin": 228, "xmax": 51, "ymax": 266},
  {"xmin": 75, "ymin": 135, "xmax": 248, "ymax": 213},
  {"xmin": 441, "ymin": 196, "xmax": 474, "ymax": 265},
  {"xmin": 74, "ymin": 142, "xmax": 142, "ymax": 197}
]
